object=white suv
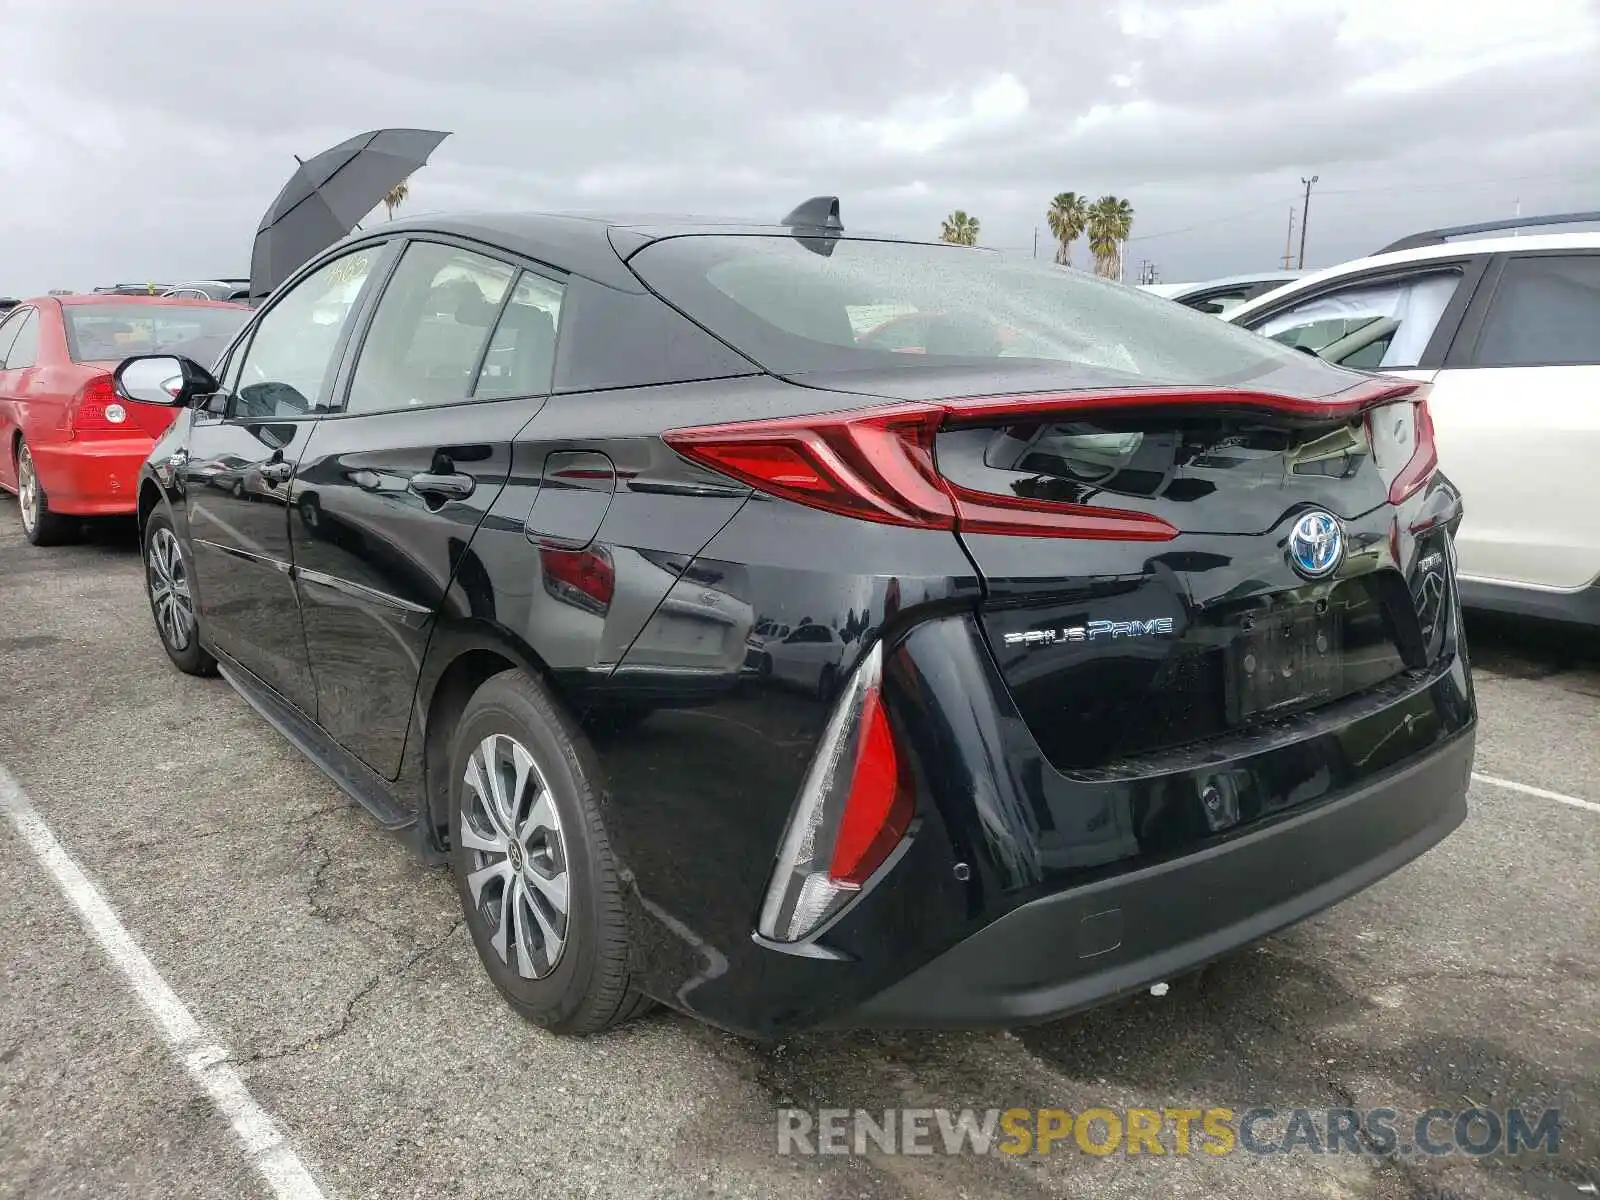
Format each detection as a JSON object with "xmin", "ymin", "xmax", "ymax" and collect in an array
[{"xmin": 1227, "ymin": 214, "xmax": 1600, "ymax": 627}]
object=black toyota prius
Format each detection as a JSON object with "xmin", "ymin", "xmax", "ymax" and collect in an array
[{"xmin": 115, "ymin": 200, "xmax": 1474, "ymax": 1038}]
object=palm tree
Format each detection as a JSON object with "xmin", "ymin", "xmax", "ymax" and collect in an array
[
  {"xmin": 1087, "ymin": 195, "xmax": 1135, "ymax": 278},
  {"xmin": 940, "ymin": 210, "xmax": 980, "ymax": 246},
  {"xmin": 1045, "ymin": 192, "xmax": 1088, "ymax": 267},
  {"xmin": 383, "ymin": 179, "xmax": 411, "ymax": 221}
]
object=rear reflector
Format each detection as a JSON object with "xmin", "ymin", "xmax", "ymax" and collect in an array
[
  {"xmin": 825, "ymin": 681, "xmax": 909, "ymax": 886},
  {"xmin": 539, "ymin": 545, "xmax": 615, "ymax": 615},
  {"xmin": 665, "ymin": 378, "xmax": 1425, "ymax": 540},
  {"xmin": 757, "ymin": 640, "xmax": 914, "ymax": 943}
]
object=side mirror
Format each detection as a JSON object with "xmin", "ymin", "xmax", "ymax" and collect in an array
[{"xmin": 113, "ymin": 354, "xmax": 218, "ymax": 407}]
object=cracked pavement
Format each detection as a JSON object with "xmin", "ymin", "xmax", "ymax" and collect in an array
[{"xmin": 0, "ymin": 502, "xmax": 1596, "ymax": 1200}]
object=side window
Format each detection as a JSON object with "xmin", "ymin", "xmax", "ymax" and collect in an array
[
  {"xmin": 0, "ymin": 309, "xmax": 25, "ymax": 367},
  {"xmin": 3, "ymin": 310, "xmax": 40, "ymax": 370},
  {"xmin": 230, "ymin": 247, "xmax": 379, "ymax": 419},
  {"xmin": 473, "ymin": 271, "xmax": 565, "ymax": 400},
  {"xmin": 1250, "ymin": 270, "xmax": 1463, "ymax": 369},
  {"xmin": 1473, "ymin": 255, "xmax": 1600, "ymax": 367},
  {"xmin": 1184, "ymin": 288, "xmax": 1253, "ymax": 316},
  {"xmin": 345, "ymin": 242, "xmax": 514, "ymax": 414}
]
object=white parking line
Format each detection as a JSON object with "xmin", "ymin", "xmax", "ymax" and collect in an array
[
  {"xmin": 0, "ymin": 765, "xmax": 328, "ymax": 1200},
  {"xmin": 1472, "ymin": 772, "xmax": 1600, "ymax": 816}
]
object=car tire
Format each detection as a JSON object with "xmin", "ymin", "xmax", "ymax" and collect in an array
[
  {"xmin": 143, "ymin": 510, "xmax": 217, "ymax": 676},
  {"xmin": 448, "ymin": 669, "xmax": 653, "ymax": 1034},
  {"xmin": 15, "ymin": 439, "xmax": 75, "ymax": 547}
]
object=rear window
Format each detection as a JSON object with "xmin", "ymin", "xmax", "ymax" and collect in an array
[
  {"xmin": 629, "ymin": 235, "xmax": 1348, "ymax": 392},
  {"xmin": 64, "ymin": 304, "xmax": 248, "ymax": 365}
]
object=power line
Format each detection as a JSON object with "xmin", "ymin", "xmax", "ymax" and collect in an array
[{"xmin": 1126, "ymin": 198, "xmax": 1290, "ymax": 243}]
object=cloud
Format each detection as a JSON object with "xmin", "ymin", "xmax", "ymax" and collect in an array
[{"xmin": 0, "ymin": 0, "xmax": 1595, "ymax": 295}]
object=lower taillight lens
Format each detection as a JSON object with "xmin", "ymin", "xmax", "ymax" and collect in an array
[
  {"xmin": 539, "ymin": 545, "xmax": 614, "ymax": 615},
  {"xmin": 756, "ymin": 640, "xmax": 915, "ymax": 944}
]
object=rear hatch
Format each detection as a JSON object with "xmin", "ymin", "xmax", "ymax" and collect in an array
[
  {"xmin": 794, "ymin": 367, "xmax": 1448, "ymax": 774},
  {"xmin": 628, "ymin": 233, "xmax": 1451, "ymax": 773}
]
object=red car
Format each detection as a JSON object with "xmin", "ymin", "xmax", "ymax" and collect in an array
[{"xmin": 0, "ymin": 295, "xmax": 248, "ymax": 545}]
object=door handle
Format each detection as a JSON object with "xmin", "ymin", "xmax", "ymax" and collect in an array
[
  {"xmin": 409, "ymin": 471, "xmax": 476, "ymax": 502},
  {"xmin": 259, "ymin": 461, "xmax": 293, "ymax": 485}
]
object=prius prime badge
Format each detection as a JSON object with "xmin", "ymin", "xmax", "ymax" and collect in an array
[{"xmin": 1287, "ymin": 509, "xmax": 1345, "ymax": 580}]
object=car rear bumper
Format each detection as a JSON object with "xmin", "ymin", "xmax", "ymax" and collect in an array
[
  {"xmin": 835, "ymin": 728, "xmax": 1472, "ymax": 1029},
  {"xmin": 600, "ymin": 494, "xmax": 1475, "ymax": 1039},
  {"xmin": 31, "ymin": 437, "xmax": 153, "ymax": 515}
]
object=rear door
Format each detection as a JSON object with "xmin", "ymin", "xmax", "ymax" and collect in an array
[
  {"xmin": 290, "ymin": 239, "xmax": 565, "ymax": 778},
  {"xmin": 183, "ymin": 243, "xmax": 390, "ymax": 712},
  {"xmin": 1425, "ymin": 249, "xmax": 1600, "ymax": 590}
]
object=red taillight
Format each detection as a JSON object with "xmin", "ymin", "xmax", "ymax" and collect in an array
[
  {"xmin": 826, "ymin": 682, "xmax": 913, "ymax": 887},
  {"xmin": 757, "ymin": 641, "xmax": 915, "ymax": 942},
  {"xmin": 665, "ymin": 405, "xmax": 954, "ymax": 529},
  {"xmin": 70, "ymin": 374, "xmax": 128, "ymax": 434},
  {"xmin": 539, "ymin": 545, "xmax": 614, "ymax": 615},
  {"xmin": 1387, "ymin": 395, "xmax": 1438, "ymax": 505},
  {"xmin": 1363, "ymin": 386, "xmax": 1438, "ymax": 506},
  {"xmin": 664, "ymin": 402, "xmax": 1177, "ymax": 540},
  {"xmin": 665, "ymin": 379, "xmax": 1424, "ymax": 541}
]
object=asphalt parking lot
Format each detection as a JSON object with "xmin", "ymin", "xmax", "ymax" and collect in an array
[{"xmin": 0, "ymin": 498, "xmax": 1595, "ymax": 1200}]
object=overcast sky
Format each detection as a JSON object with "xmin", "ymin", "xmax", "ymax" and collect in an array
[{"xmin": 2, "ymin": 0, "xmax": 1597, "ymax": 296}]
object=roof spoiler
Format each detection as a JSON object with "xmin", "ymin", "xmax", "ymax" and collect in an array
[{"xmin": 1377, "ymin": 210, "xmax": 1600, "ymax": 254}]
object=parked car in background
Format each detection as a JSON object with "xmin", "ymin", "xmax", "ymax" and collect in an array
[
  {"xmin": 1227, "ymin": 213, "xmax": 1600, "ymax": 626},
  {"xmin": 0, "ymin": 297, "xmax": 19, "ymax": 314},
  {"xmin": 1139, "ymin": 270, "xmax": 1305, "ymax": 315},
  {"xmin": 163, "ymin": 279, "xmax": 253, "ymax": 302},
  {"xmin": 116, "ymin": 200, "xmax": 1471, "ymax": 1039},
  {"xmin": 0, "ymin": 295, "xmax": 248, "ymax": 544}
]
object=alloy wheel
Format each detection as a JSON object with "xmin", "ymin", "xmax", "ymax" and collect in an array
[
  {"xmin": 460, "ymin": 733, "xmax": 571, "ymax": 979},
  {"xmin": 17, "ymin": 445, "xmax": 38, "ymax": 533},
  {"xmin": 146, "ymin": 527, "xmax": 195, "ymax": 651}
]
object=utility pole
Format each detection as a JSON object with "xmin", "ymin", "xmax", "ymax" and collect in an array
[
  {"xmin": 1281, "ymin": 206, "xmax": 1297, "ymax": 269},
  {"xmin": 1033, "ymin": 227, "xmax": 1039, "ymax": 259},
  {"xmin": 1297, "ymin": 175, "xmax": 1318, "ymax": 269}
]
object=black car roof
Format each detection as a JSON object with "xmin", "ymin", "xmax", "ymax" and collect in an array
[{"xmin": 372, "ymin": 210, "xmax": 933, "ymax": 290}]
